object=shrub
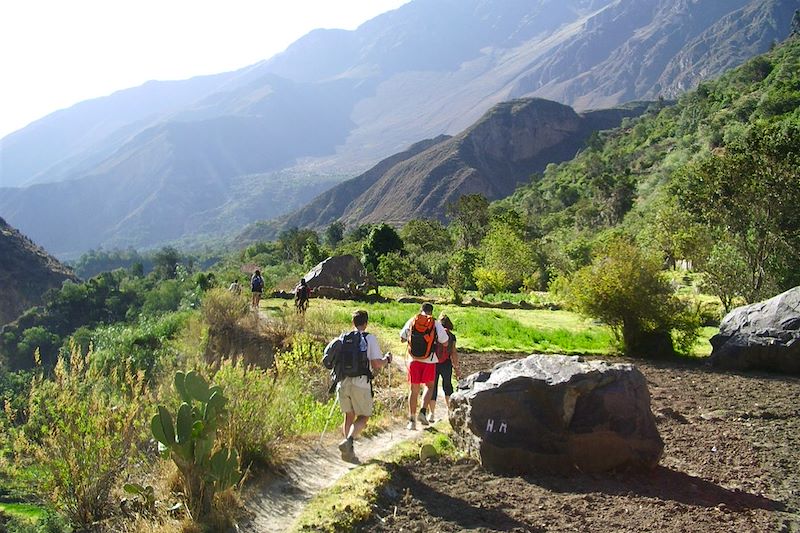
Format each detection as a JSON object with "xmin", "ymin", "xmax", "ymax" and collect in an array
[
  {"xmin": 217, "ymin": 345, "xmax": 337, "ymax": 468},
  {"xmin": 474, "ymin": 267, "xmax": 512, "ymax": 296},
  {"xmin": 201, "ymin": 288, "xmax": 249, "ymax": 334},
  {"xmin": 376, "ymin": 252, "xmax": 410, "ymax": 286},
  {"xmin": 17, "ymin": 345, "xmax": 147, "ymax": 528},
  {"xmin": 90, "ymin": 311, "xmax": 190, "ymax": 383},
  {"xmin": 563, "ymin": 238, "xmax": 699, "ymax": 357},
  {"xmin": 401, "ymin": 268, "xmax": 429, "ymax": 296}
]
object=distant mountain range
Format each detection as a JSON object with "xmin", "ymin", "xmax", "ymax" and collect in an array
[
  {"xmin": 0, "ymin": 217, "xmax": 77, "ymax": 326},
  {"xmin": 249, "ymin": 98, "xmax": 651, "ymax": 239},
  {"xmin": 0, "ymin": 0, "xmax": 796, "ymax": 257}
]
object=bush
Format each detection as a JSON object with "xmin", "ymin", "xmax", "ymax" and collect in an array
[
  {"xmin": 474, "ymin": 267, "xmax": 512, "ymax": 296},
  {"xmin": 17, "ymin": 345, "xmax": 147, "ymax": 528},
  {"xmin": 401, "ymin": 268, "xmax": 429, "ymax": 297},
  {"xmin": 563, "ymin": 238, "xmax": 699, "ymax": 357},
  {"xmin": 89, "ymin": 311, "xmax": 190, "ymax": 383},
  {"xmin": 201, "ymin": 288, "xmax": 249, "ymax": 334}
]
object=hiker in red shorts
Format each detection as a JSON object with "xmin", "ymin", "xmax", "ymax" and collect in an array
[{"xmin": 400, "ymin": 302, "xmax": 449, "ymax": 430}]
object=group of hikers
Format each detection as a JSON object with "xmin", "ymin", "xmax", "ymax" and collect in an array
[
  {"xmin": 232, "ymin": 271, "xmax": 458, "ymax": 462},
  {"xmin": 324, "ymin": 302, "xmax": 459, "ymax": 462},
  {"xmin": 226, "ymin": 269, "xmax": 265, "ymax": 309},
  {"xmin": 228, "ymin": 270, "xmax": 311, "ymax": 314}
]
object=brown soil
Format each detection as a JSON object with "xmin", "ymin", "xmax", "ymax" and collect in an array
[{"xmin": 358, "ymin": 353, "xmax": 800, "ymax": 532}]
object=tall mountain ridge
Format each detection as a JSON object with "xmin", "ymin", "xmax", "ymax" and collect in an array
[
  {"xmin": 0, "ymin": 0, "xmax": 796, "ymax": 257},
  {"xmin": 256, "ymin": 98, "xmax": 650, "ymax": 237},
  {"xmin": 0, "ymin": 217, "xmax": 77, "ymax": 326}
]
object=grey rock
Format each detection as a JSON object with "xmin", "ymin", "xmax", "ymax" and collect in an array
[
  {"xmin": 300, "ymin": 255, "xmax": 377, "ymax": 298},
  {"xmin": 709, "ymin": 287, "xmax": 800, "ymax": 374},
  {"xmin": 450, "ymin": 354, "xmax": 663, "ymax": 475}
]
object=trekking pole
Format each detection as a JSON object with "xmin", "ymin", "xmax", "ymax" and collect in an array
[
  {"xmin": 318, "ymin": 395, "xmax": 339, "ymax": 449},
  {"xmin": 387, "ymin": 352, "xmax": 394, "ymax": 441}
]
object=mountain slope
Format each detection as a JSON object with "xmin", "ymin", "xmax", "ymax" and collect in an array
[
  {"xmin": 0, "ymin": 217, "xmax": 77, "ymax": 326},
  {"xmin": 1, "ymin": 0, "xmax": 795, "ymax": 256},
  {"xmin": 498, "ymin": 33, "xmax": 800, "ymax": 259},
  {"xmin": 264, "ymin": 98, "xmax": 649, "ymax": 235}
]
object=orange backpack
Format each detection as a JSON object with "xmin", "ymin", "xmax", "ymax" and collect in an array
[{"xmin": 408, "ymin": 314, "xmax": 436, "ymax": 359}]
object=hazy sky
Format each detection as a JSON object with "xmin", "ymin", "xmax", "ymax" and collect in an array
[{"xmin": 0, "ymin": 0, "xmax": 411, "ymax": 139}]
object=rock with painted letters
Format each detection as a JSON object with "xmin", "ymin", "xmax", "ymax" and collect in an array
[{"xmin": 449, "ymin": 354, "xmax": 663, "ymax": 474}]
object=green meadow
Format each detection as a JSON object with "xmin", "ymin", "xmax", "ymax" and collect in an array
[{"xmin": 262, "ymin": 296, "xmax": 714, "ymax": 358}]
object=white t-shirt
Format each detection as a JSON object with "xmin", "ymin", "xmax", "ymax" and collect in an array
[
  {"xmin": 339, "ymin": 331, "xmax": 383, "ymax": 389},
  {"xmin": 399, "ymin": 315, "xmax": 449, "ymax": 364}
]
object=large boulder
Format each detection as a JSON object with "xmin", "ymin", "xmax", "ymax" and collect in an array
[
  {"xmin": 709, "ymin": 287, "xmax": 800, "ymax": 374},
  {"xmin": 300, "ymin": 255, "xmax": 376, "ymax": 297},
  {"xmin": 450, "ymin": 354, "xmax": 663, "ymax": 475}
]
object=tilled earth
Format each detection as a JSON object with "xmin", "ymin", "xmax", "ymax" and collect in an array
[{"xmin": 359, "ymin": 353, "xmax": 800, "ymax": 532}]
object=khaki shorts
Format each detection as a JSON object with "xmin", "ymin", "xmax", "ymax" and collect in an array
[{"xmin": 337, "ymin": 378, "xmax": 373, "ymax": 417}]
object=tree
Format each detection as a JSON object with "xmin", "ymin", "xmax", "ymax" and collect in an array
[
  {"xmin": 478, "ymin": 220, "xmax": 537, "ymax": 292},
  {"xmin": 303, "ymin": 240, "xmax": 328, "ymax": 270},
  {"xmin": 278, "ymin": 227, "xmax": 319, "ymax": 264},
  {"xmin": 324, "ymin": 221, "xmax": 345, "ymax": 247},
  {"xmin": 153, "ymin": 246, "xmax": 182, "ymax": 280},
  {"xmin": 701, "ymin": 239, "xmax": 750, "ymax": 313},
  {"xmin": 641, "ymin": 199, "xmax": 710, "ymax": 269},
  {"xmin": 361, "ymin": 223, "xmax": 404, "ymax": 272},
  {"xmin": 447, "ymin": 194, "xmax": 489, "ymax": 249},
  {"xmin": 447, "ymin": 249, "xmax": 477, "ymax": 303},
  {"xmin": 678, "ymin": 121, "xmax": 800, "ymax": 302},
  {"xmin": 563, "ymin": 238, "xmax": 698, "ymax": 357},
  {"xmin": 400, "ymin": 219, "xmax": 452, "ymax": 254}
]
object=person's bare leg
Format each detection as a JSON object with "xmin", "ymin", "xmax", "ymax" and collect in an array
[
  {"xmin": 422, "ymin": 381, "xmax": 434, "ymax": 409},
  {"xmin": 342, "ymin": 411, "xmax": 355, "ymax": 438},
  {"xmin": 348, "ymin": 415, "xmax": 369, "ymax": 439},
  {"xmin": 408, "ymin": 383, "xmax": 421, "ymax": 418},
  {"xmin": 428, "ymin": 400, "xmax": 437, "ymax": 419}
]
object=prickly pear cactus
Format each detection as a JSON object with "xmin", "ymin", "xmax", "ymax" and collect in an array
[{"xmin": 151, "ymin": 370, "xmax": 241, "ymax": 517}]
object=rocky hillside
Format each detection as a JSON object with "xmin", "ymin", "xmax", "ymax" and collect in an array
[
  {"xmin": 1, "ymin": 0, "xmax": 795, "ymax": 257},
  {"xmin": 258, "ymin": 98, "xmax": 649, "ymax": 235},
  {"xmin": 0, "ymin": 217, "xmax": 77, "ymax": 326}
]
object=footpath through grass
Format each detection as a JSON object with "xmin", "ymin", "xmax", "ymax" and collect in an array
[{"xmin": 290, "ymin": 426, "xmax": 455, "ymax": 532}]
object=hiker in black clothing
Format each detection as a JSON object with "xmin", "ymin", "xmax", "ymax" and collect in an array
[
  {"xmin": 427, "ymin": 313, "xmax": 459, "ymax": 423},
  {"xmin": 295, "ymin": 278, "xmax": 311, "ymax": 314},
  {"xmin": 250, "ymin": 270, "xmax": 264, "ymax": 309}
]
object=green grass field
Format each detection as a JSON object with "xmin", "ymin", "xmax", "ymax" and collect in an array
[
  {"xmin": 0, "ymin": 502, "xmax": 46, "ymax": 522},
  {"xmin": 262, "ymin": 295, "xmax": 716, "ymax": 358}
]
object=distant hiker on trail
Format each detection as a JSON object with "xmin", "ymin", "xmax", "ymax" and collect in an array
[
  {"xmin": 228, "ymin": 279, "xmax": 242, "ymax": 295},
  {"xmin": 250, "ymin": 270, "xmax": 264, "ymax": 309},
  {"xmin": 294, "ymin": 278, "xmax": 311, "ymax": 314},
  {"xmin": 400, "ymin": 302, "xmax": 448, "ymax": 430},
  {"xmin": 427, "ymin": 312, "xmax": 459, "ymax": 423},
  {"xmin": 322, "ymin": 309, "xmax": 391, "ymax": 462}
]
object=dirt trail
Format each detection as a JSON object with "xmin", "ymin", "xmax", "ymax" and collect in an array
[
  {"xmin": 237, "ymin": 324, "xmax": 421, "ymax": 533},
  {"xmin": 237, "ymin": 424, "xmax": 420, "ymax": 532}
]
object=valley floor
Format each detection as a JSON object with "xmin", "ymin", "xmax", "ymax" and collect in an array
[{"xmin": 358, "ymin": 354, "xmax": 800, "ymax": 532}]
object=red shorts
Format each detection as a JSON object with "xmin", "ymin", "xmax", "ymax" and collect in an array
[{"xmin": 408, "ymin": 360, "xmax": 435, "ymax": 384}]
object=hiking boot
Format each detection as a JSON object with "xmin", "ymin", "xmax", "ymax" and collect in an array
[
  {"xmin": 406, "ymin": 418, "xmax": 416, "ymax": 430},
  {"xmin": 427, "ymin": 412, "xmax": 436, "ymax": 424},
  {"xmin": 417, "ymin": 410, "xmax": 430, "ymax": 426},
  {"xmin": 338, "ymin": 439, "xmax": 356, "ymax": 462}
]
